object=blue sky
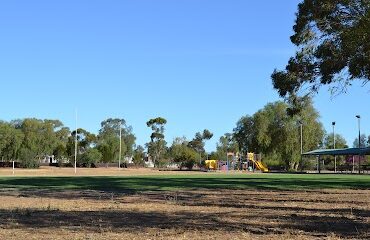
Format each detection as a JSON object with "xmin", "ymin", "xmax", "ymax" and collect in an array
[{"xmin": 0, "ymin": 0, "xmax": 369, "ymax": 151}]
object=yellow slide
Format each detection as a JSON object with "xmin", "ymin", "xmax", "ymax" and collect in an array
[
  {"xmin": 205, "ymin": 160, "xmax": 218, "ymax": 170},
  {"xmin": 251, "ymin": 159, "xmax": 269, "ymax": 172}
]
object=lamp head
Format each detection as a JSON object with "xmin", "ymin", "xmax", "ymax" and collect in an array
[
  {"xmin": 356, "ymin": 115, "xmax": 361, "ymax": 119},
  {"xmin": 332, "ymin": 122, "xmax": 336, "ymax": 126}
]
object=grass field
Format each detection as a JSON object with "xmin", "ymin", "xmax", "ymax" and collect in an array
[{"xmin": 0, "ymin": 168, "xmax": 369, "ymax": 239}]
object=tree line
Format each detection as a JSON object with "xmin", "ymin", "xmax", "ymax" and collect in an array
[
  {"xmin": 0, "ymin": 118, "xmax": 135, "ymax": 168},
  {"xmin": 142, "ymin": 98, "xmax": 369, "ymax": 171},
  {"xmin": 1, "ymin": 99, "xmax": 369, "ymax": 170}
]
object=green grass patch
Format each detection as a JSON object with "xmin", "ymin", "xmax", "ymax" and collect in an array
[{"xmin": 0, "ymin": 173, "xmax": 369, "ymax": 192}]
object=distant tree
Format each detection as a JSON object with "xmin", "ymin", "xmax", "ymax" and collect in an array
[
  {"xmin": 18, "ymin": 119, "xmax": 64, "ymax": 162},
  {"xmin": 188, "ymin": 129, "xmax": 213, "ymax": 153},
  {"xmin": 79, "ymin": 148, "xmax": 102, "ymax": 168},
  {"xmin": 67, "ymin": 128, "xmax": 97, "ymax": 163},
  {"xmin": 133, "ymin": 145, "xmax": 145, "ymax": 166},
  {"xmin": 272, "ymin": 0, "xmax": 370, "ymax": 113},
  {"xmin": 0, "ymin": 121, "xmax": 24, "ymax": 161},
  {"xmin": 187, "ymin": 129, "xmax": 213, "ymax": 164},
  {"xmin": 97, "ymin": 118, "xmax": 136, "ymax": 165},
  {"xmin": 233, "ymin": 116, "xmax": 256, "ymax": 153},
  {"xmin": 170, "ymin": 138, "xmax": 198, "ymax": 170},
  {"xmin": 215, "ymin": 133, "xmax": 239, "ymax": 161},
  {"xmin": 323, "ymin": 133, "xmax": 348, "ymax": 168},
  {"xmin": 353, "ymin": 134, "xmax": 368, "ymax": 148},
  {"xmin": 323, "ymin": 134, "xmax": 348, "ymax": 149},
  {"xmin": 233, "ymin": 99, "xmax": 324, "ymax": 170},
  {"xmin": 208, "ymin": 151, "xmax": 219, "ymax": 160},
  {"xmin": 53, "ymin": 126, "xmax": 71, "ymax": 161},
  {"xmin": 146, "ymin": 117, "xmax": 167, "ymax": 167}
]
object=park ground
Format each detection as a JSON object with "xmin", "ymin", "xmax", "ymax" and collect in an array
[{"xmin": 0, "ymin": 167, "xmax": 369, "ymax": 239}]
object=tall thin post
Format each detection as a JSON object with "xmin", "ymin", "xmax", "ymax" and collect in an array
[
  {"xmin": 119, "ymin": 120, "xmax": 122, "ymax": 169},
  {"xmin": 352, "ymin": 156, "xmax": 355, "ymax": 173},
  {"xmin": 332, "ymin": 122, "xmax": 336, "ymax": 173},
  {"xmin": 299, "ymin": 121, "xmax": 303, "ymax": 170},
  {"xmin": 316, "ymin": 156, "xmax": 319, "ymax": 172},
  {"xmin": 199, "ymin": 152, "xmax": 201, "ymax": 168},
  {"xmin": 356, "ymin": 115, "xmax": 361, "ymax": 174},
  {"xmin": 74, "ymin": 109, "xmax": 78, "ymax": 174},
  {"xmin": 300, "ymin": 123, "xmax": 303, "ymax": 155}
]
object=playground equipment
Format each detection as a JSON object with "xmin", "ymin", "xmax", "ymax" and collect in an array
[
  {"xmin": 247, "ymin": 153, "xmax": 269, "ymax": 172},
  {"xmin": 204, "ymin": 152, "xmax": 269, "ymax": 173},
  {"xmin": 205, "ymin": 160, "xmax": 218, "ymax": 170}
]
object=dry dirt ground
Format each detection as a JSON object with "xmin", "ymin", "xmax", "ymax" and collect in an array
[
  {"xmin": 0, "ymin": 168, "xmax": 369, "ymax": 239},
  {"xmin": 0, "ymin": 166, "xmax": 185, "ymax": 177}
]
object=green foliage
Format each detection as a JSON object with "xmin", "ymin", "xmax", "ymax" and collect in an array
[
  {"xmin": 272, "ymin": 0, "xmax": 370, "ymax": 104},
  {"xmin": 233, "ymin": 116, "xmax": 255, "ymax": 153},
  {"xmin": 133, "ymin": 145, "xmax": 145, "ymax": 166},
  {"xmin": 353, "ymin": 134, "xmax": 369, "ymax": 148},
  {"xmin": 79, "ymin": 148, "xmax": 102, "ymax": 167},
  {"xmin": 53, "ymin": 127, "xmax": 70, "ymax": 160},
  {"xmin": 0, "ymin": 117, "xmax": 137, "ymax": 168},
  {"xmin": 20, "ymin": 119, "xmax": 62, "ymax": 159},
  {"xmin": 324, "ymin": 134, "xmax": 348, "ymax": 149},
  {"xmin": 215, "ymin": 133, "xmax": 239, "ymax": 161},
  {"xmin": 18, "ymin": 148, "xmax": 39, "ymax": 169},
  {"xmin": 97, "ymin": 118, "xmax": 136, "ymax": 164},
  {"xmin": 208, "ymin": 152, "xmax": 219, "ymax": 160},
  {"xmin": 322, "ymin": 133, "xmax": 348, "ymax": 168},
  {"xmin": 147, "ymin": 117, "xmax": 167, "ymax": 141},
  {"xmin": 188, "ymin": 129, "xmax": 214, "ymax": 155},
  {"xmin": 66, "ymin": 128, "xmax": 97, "ymax": 164},
  {"xmin": 233, "ymin": 99, "xmax": 324, "ymax": 171},
  {"xmin": 0, "ymin": 122, "xmax": 24, "ymax": 160},
  {"xmin": 170, "ymin": 138, "xmax": 198, "ymax": 170},
  {"xmin": 146, "ymin": 117, "xmax": 167, "ymax": 167}
]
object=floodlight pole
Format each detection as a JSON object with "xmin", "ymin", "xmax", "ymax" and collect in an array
[
  {"xmin": 119, "ymin": 120, "xmax": 122, "ymax": 169},
  {"xmin": 356, "ymin": 115, "xmax": 361, "ymax": 174},
  {"xmin": 332, "ymin": 122, "xmax": 336, "ymax": 173},
  {"xmin": 74, "ymin": 109, "xmax": 78, "ymax": 174},
  {"xmin": 299, "ymin": 120, "xmax": 303, "ymax": 170}
]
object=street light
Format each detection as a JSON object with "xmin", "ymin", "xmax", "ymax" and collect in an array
[
  {"xmin": 74, "ymin": 109, "xmax": 78, "ymax": 174},
  {"xmin": 332, "ymin": 122, "xmax": 336, "ymax": 173},
  {"xmin": 119, "ymin": 120, "xmax": 122, "ymax": 169},
  {"xmin": 356, "ymin": 115, "xmax": 361, "ymax": 174},
  {"xmin": 298, "ymin": 120, "xmax": 303, "ymax": 170}
]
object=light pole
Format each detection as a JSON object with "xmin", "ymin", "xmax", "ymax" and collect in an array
[
  {"xmin": 299, "ymin": 120, "xmax": 303, "ymax": 170},
  {"xmin": 356, "ymin": 115, "xmax": 361, "ymax": 174},
  {"xmin": 74, "ymin": 109, "xmax": 78, "ymax": 174},
  {"xmin": 332, "ymin": 122, "xmax": 336, "ymax": 173},
  {"xmin": 119, "ymin": 120, "xmax": 122, "ymax": 169}
]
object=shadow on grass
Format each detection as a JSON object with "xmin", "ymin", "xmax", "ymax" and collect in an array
[
  {"xmin": 1, "ymin": 175, "xmax": 369, "ymax": 238},
  {"xmin": 0, "ymin": 207, "xmax": 368, "ymax": 238}
]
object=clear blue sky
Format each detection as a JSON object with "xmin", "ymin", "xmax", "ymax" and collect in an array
[{"xmin": 0, "ymin": 0, "xmax": 369, "ymax": 151}]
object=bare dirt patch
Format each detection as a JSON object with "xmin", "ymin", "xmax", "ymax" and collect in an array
[
  {"xmin": 0, "ymin": 166, "xmax": 187, "ymax": 177},
  {"xmin": 0, "ymin": 187, "xmax": 369, "ymax": 239}
]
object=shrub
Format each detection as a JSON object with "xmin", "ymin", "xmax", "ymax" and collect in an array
[
  {"xmin": 172, "ymin": 145, "xmax": 198, "ymax": 170},
  {"xmin": 78, "ymin": 148, "xmax": 102, "ymax": 168},
  {"xmin": 18, "ymin": 148, "xmax": 39, "ymax": 169}
]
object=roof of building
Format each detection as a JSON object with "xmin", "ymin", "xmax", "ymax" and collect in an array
[{"xmin": 303, "ymin": 147, "xmax": 370, "ymax": 156}]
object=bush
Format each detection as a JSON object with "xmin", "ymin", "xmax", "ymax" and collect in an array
[
  {"xmin": 78, "ymin": 148, "xmax": 102, "ymax": 168},
  {"xmin": 18, "ymin": 148, "xmax": 39, "ymax": 169},
  {"xmin": 172, "ymin": 145, "xmax": 198, "ymax": 170}
]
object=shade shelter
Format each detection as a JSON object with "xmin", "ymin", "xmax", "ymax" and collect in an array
[{"xmin": 303, "ymin": 147, "xmax": 370, "ymax": 173}]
